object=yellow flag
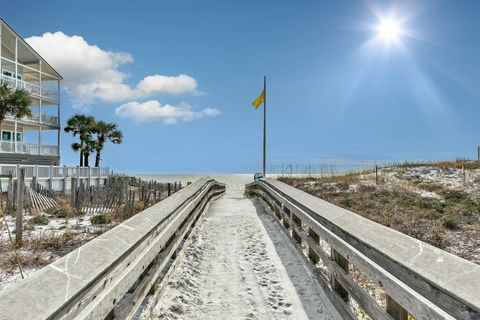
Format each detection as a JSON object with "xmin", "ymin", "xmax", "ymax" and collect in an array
[{"xmin": 252, "ymin": 90, "xmax": 264, "ymax": 109}]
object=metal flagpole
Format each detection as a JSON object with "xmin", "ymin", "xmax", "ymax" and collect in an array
[{"xmin": 263, "ymin": 75, "xmax": 267, "ymax": 177}]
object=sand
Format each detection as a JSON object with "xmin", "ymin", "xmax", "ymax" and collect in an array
[{"xmin": 150, "ymin": 187, "xmax": 340, "ymax": 320}]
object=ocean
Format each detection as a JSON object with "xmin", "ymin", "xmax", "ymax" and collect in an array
[{"xmin": 133, "ymin": 174, "xmax": 254, "ymax": 191}]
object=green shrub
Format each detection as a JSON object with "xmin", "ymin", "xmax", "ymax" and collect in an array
[
  {"xmin": 28, "ymin": 215, "xmax": 49, "ymax": 225},
  {"xmin": 339, "ymin": 197, "xmax": 354, "ymax": 208},
  {"xmin": 90, "ymin": 215, "xmax": 107, "ymax": 225},
  {"xmin": 441, "ymin": 215, "xmax": 458, "ymax": 229},
  {"xmin": 435, "ymin": 203, "xmax": 446, "ymax": 213},
  {"xmin": 417, "ymin": 182, "xmax": 444, "ymax": 193},
  {"xmin": 358, "ymin": 184, "xmax": 376, "ymax": 193},
  {"xmin": 44, "ymin": 207, "xmax": 67, "ymax": 218},
  {"xmin": 442, "ymin": 190, "xmax": 468, "ymax": 203},
  {"xmin": 416, "ymin": 198, "xmax": 438, "ymax": 209}
]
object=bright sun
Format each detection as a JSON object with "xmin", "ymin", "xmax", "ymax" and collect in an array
[{"xmin": 377, "ymin": 18, "xmax": 401, "ymax": 41}]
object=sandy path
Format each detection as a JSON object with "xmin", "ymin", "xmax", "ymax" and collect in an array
[{"xmin": 151, "ymin": 189, "xmax": 340, "ymax": 320}]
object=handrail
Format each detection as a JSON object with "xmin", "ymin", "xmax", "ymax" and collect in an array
[
  {"xmin": 0, "ymin": 177, "xmax": 226, "ymax": 319},
  {"xmin": 0, "ymin": 73, "xmax": 58, "ymax": 103},
  {"xmin": 0, "ymin": 141, "xmax": 58, "ymax": 156},
  {"xmin": 246, "ymin": 178, "xmax": 480, "ymax": 320},
  {"xmin": 5, "ymin": 112, "xmax": 59, "ymax": 127}
]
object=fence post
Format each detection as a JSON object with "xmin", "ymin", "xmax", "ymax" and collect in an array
[
  {"xmin": 34, "ymin": 164, "xmax": 38, "ymax": 180},
  {"xmin": 63, "ymin": 165, "xmax": 67, "ymax": 194},
  {"xmin": 7, "ymin": 172, "xmax": 13, "ymax": 213},
  {"xmin": 98, "ymin": 166, "xmax": 101, "ymax": 187},
  {"xmin": 16, "ymin": 164, "xmax": 19, "ymax": 180},
  {"xmin": 87, "ymin": 166, "xmax": 91, "ymax": 188},
  {"xmin": 331, "ymin": 249, "xmax": 349, "ymax": 302},
  {"xmin": 168, "ymin": 183, "xmax": 171, "ymax": 197},
  {"xmin": 71, "ymin": 177, "xmax": 77, "ymax": 208},
  {"xmin": 76, "ymin": 165, "xmax": 80, "ymax": 189},
  {"xmin": 15, "ymin": 168, "xmax": 25, "ymax": 247},
  {"xmin": 48, "ymin": 165, "xmax": 53, "ymax": 191}
]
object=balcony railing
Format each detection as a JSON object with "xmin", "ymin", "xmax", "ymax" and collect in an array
[
  {"xmin": 5, "ymin": 112, "xmax": 59, "ymax": 127},
  {"xmin": 1, "ymin": 73, "xmax": 58, "ymax": 103},
  {"xmin": 0, "ymin": 141, "xmax": 58, "ymax": 156}
]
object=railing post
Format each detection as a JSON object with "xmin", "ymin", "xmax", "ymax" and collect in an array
[
  {"xmin": 15, "ymin": 164, "xmax": 19, "ymax": 180},
  {"xmin": 282, "ymin": 206, "xmax": 290, "ymax": 229},
  {"xmin": 291, "ymin": 213, "xmax": 302, "ymax": 244},
  {"xmin": 48, "ymin": 165, "xmax": 52, "ymax": 191},
  {"xmin": 308, "ymin": 228, "xmax": 320, "ymax": 264},
  {"xmin": 386, "ymin": 296, "xmax": 409, "ymax": 320},
  {"xmin": 34, "ymin": 164, "xmax": 38, "ymax": 180},
  {"xmin": 331, "ymin": 248, "xmax": 349, "ymax": 302}
]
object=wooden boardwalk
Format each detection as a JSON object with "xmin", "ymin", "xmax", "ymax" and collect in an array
[{"xmin": 150, "ymin": 188, "xmax": 341, "ymax": 320}]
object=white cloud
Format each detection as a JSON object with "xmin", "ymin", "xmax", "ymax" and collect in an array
[
  {"xmin": 115, "ymin": 100, "xmax": 220, "ymax": 124},
  {"xmin": 26, "ymin": 32, "xmax": 199, "ymax": 106}
]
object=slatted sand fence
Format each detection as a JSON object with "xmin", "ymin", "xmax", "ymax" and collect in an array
[
  {"xmin": 71, "ymin": 175, "xmax": 183, "ymax": 216},
  {"xmin": 27, "ymin": 178, "xmax": 59, "ymax": 211},
  {"xmin": 26, "ymin": 186, "xmax": 59, "ymax": 211}
]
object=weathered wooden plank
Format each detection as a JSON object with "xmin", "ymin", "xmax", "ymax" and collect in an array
[
  {"xmin": 0, "ymin": 178, "xmax": 225, "ymax": 320},
  {"xmin": 248, "ymin": 183, "xmax": 457, "ymax": 320},
  {"xmin": 262, "ymin": 179, "xmax": 480, "ymax": 319},
  {"xmin": 256, "ymin": 198, "xmax": 356, "ymax": 320}
]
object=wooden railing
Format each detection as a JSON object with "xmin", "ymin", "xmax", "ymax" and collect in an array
[
  {"xmin": 246, "ymin": 178, "xmax": 480, "ymax": 320},
  {"xmin": 0, "ymin": 177, "xmax": 225, "ymax": 319}
]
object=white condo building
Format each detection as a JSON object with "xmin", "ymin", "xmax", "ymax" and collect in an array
[{"xmin": 0, "ymin": 19, "xmax": 61, "ymax": 165}]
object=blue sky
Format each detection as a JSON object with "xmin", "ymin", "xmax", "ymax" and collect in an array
[{"xmin": 3, "ymin": 0, "xmax": 480, "ymax": 173}]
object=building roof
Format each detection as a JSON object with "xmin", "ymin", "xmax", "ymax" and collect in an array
[{"xmin": 1, "ymin": 18, "xmax": 63, "ymax": 80}]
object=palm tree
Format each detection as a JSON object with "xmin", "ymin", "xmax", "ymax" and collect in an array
[
  {"xmin": 92, "ymin": 121, "xmax": 123, "ymax": 167},
  {"xmin": 64, "ymin": 114, "xmax": 95, "ymax": 166},
  {"xmin": 82, "ymin": 135, "xmax": 97, "ymax": 167},
  {"xmin": 0, "ymin": 81, "xmax": 32, "ymax": 127}
]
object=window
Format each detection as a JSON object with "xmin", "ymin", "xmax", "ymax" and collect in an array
[
  {"xmin": 2, "ymin": 131, "xmax": 11, "ymax": 141},
  {"xmin": 1, "ymin": 131, "xmax": 21, "ymax": 142},
  {"xmin": 1, "ymin": 70, "xmax": 22, "ymax": 80},
  {"xmin": 2, "ymin": 70, "xmax": 13, "ymax": 77}
]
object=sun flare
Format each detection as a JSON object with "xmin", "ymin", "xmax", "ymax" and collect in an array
[{"xmin": 377, "ymin": 18, "xmax": 401, "ymax": 41}]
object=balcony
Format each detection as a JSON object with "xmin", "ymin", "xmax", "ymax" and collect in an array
[
  {"xmin": 0, "ymin": 141, "xmax": 58, "ymax": 156},
  {"xmin": 5, "ymin": 112, "xmax": 59, "ymax": 127},
  {"xmin": 1, "ymin": 73, "xmax": 58, "ymax": 103}
]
